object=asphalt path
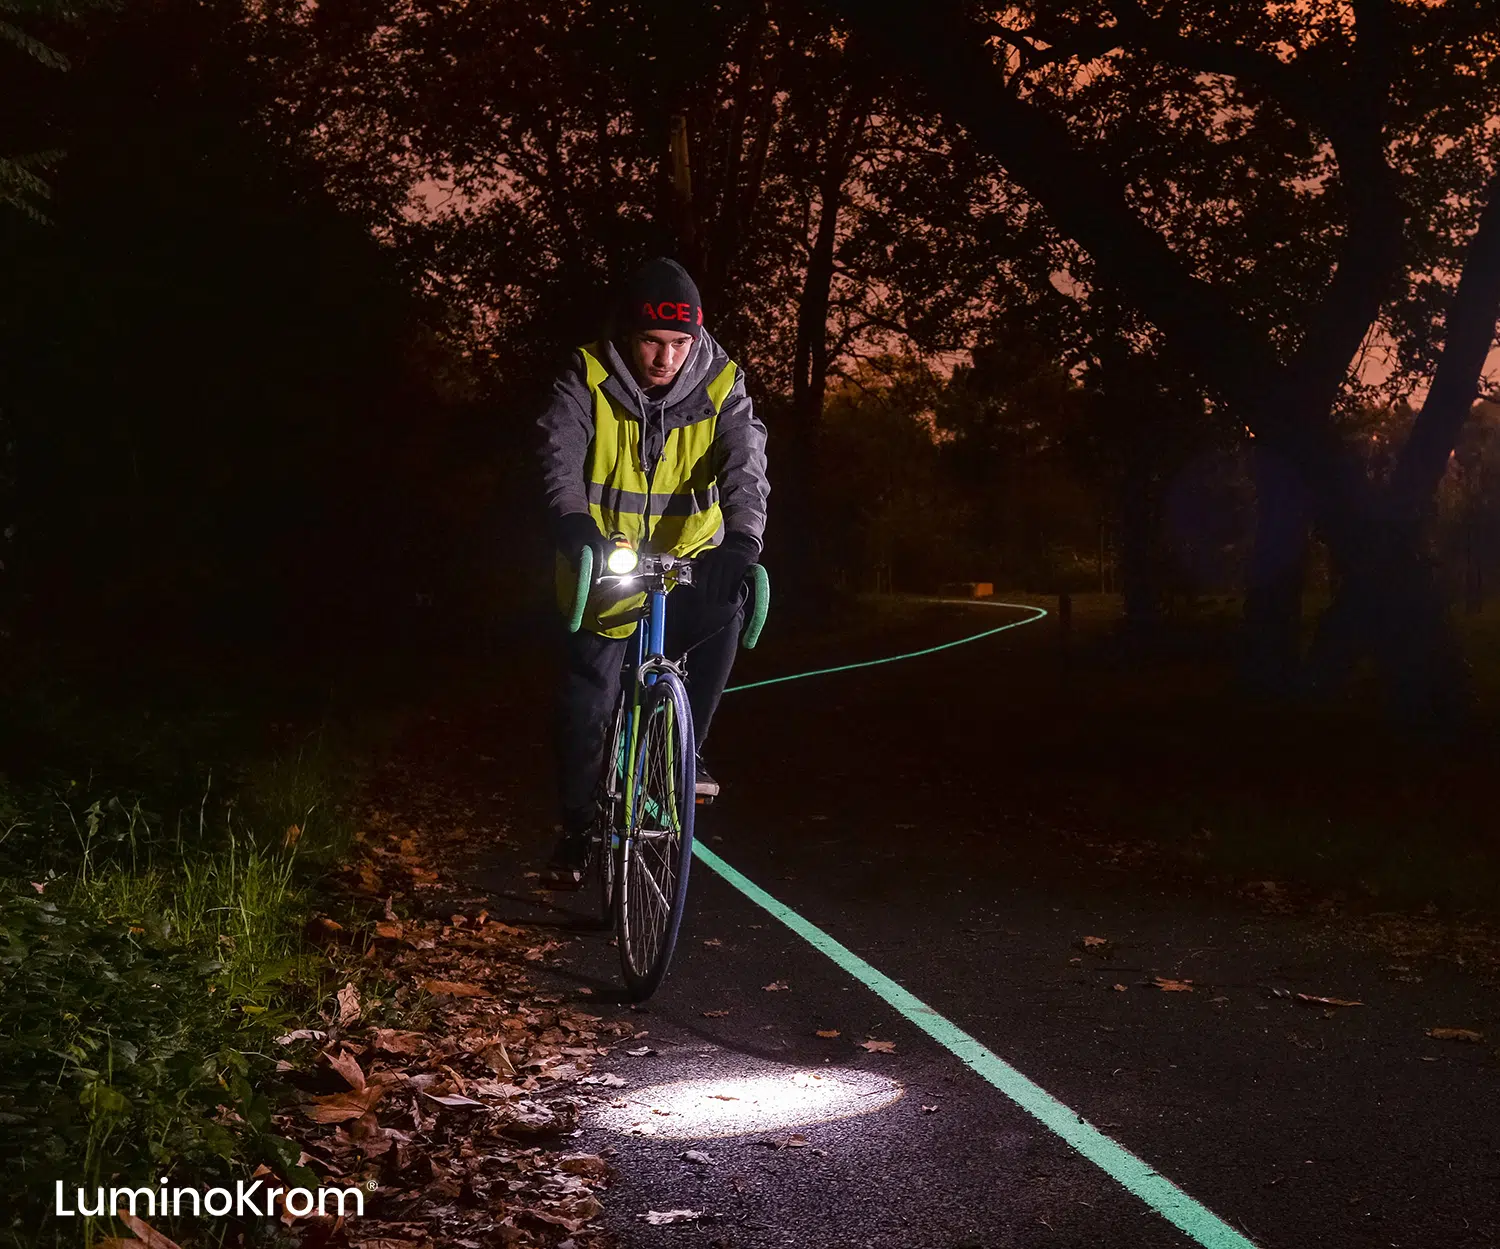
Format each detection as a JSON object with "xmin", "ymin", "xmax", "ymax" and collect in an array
[{"xmin": 450, "ymin": 601, "xmax": 1500, "ymax": 1249}]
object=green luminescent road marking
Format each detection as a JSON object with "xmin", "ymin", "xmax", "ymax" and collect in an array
[
  {"xmin": 724, "ymin": 600, "xmax": 1049, "ymax": 693},
  {"xmin": 693, "ymin": 843, "xmax": 1256, "ymax": 1248},
  {"xmin": 703, "ymin": 601, "xmax": 1258, "ymax": 1248}
]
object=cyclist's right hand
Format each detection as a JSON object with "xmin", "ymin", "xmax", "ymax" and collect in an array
[{"xmin": 554, "ymin": 512, "xmax": 608, "ymax": 570}]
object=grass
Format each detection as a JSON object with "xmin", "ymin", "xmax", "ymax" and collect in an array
[{"xmin": 0, "ymin": 689, "xmax": 375, "ymax": 1249}]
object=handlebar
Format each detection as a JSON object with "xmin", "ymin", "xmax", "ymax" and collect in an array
[
  {"xmin": 566, "ymin": 545, "xmax": 593, "ymax": 634},
  {"xmin": 565, "ymin": 545, "xmax": 770, "ymax": 649},
  {"xmin": 742, "ymin": 563, "xmax": 770, "ymax": 649}
]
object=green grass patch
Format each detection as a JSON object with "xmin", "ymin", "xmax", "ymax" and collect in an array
[{"xmin": 0, "ymin": 701, "xmax": 374, "ymax": 1248}]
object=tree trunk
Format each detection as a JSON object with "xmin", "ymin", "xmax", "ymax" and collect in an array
[
  {"xmin": 791, "ymin": 90, "xmax": 868, "ymax": 439},
  {"xmin": 1307, "ymin": 170, "xmax": 1500, "ymax": 723},
  {"xmin": 1242, "ymin": 443, "xmax": 1310, "ymax": 694},
  {"xmin": 782, "ymin": 89, "xmax": 867, "ymax": 593},
  {"xmin": 1118, "ymin": 443, "xmax": 1162, "ymax": 637},
  {"xmin": 703, "ymin": 1, "xmax": 773, "ymax": 306}
]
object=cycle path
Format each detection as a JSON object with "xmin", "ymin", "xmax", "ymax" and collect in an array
[{"xmin": 460, "ymin": 602, "xmax": 1500, "ymax": 1248}]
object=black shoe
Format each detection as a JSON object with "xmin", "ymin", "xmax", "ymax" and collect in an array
[
  {"xmin": 694, "ymin": 757, "xmax": 720, "ymax": 804},
  {"xmin": 542, "ymin": 826, "xmax": 589, "ymax": 890}
]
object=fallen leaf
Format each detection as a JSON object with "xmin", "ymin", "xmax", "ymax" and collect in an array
[
  {"xmin": 1082, "ymin": 936, "xmax": 1108, "ymax": 948},
  {"xmin": 860, "ymin": 1039, "xmax": 896, "ymax": 1053},
  {"xmin": 681, "ymin": 1149, "xmax": 715, "ymax": 1165},
  {"xmin": 701, "ymin": 1010, "xmax": 730, "ymax": 1018},
  {"xmin": 479, "ymin": 1039, "xmax": 516, "ymax": 1075},
  {"xmin": 284, "ymin": 823, "xmax": 303, "ymax": 849},
  {"xmin": 337, "ymin": 983, "xmax": 362, "ymax": 1025},
  {"xmin": 702, "ymin": 938, "xmax": 722, "ymax": 947},
  {"xmin": 580, "ymin": 1072, "xmax": 627, "ymax": 1087},
  {"xmin": 1295, "ymin": 993, "xmax": 1363, "ymax": 1008},
  {"xmin": 762, "ymin": 1133, "xmax": 809, "ymax": 1149},
  {"xmin": 921, "ymin": 1105, "xmax": 939, "ymax": 1113},
  {"xmin": 763, "ymin": 980, "xmax": 789, "ymax": 992},
  {"xmin": 1153, "ymin": 977, "xmax": 1194, "ymax": 992},
  {"xmin": 421, "ymin": 1091, "xmax": 488, "ymax": 1108},
  {"xmin": 373, "ymin": 920, "xmax": 404, "ymax": 940},
  {"xmin": 422, "ymin": 979, "xmax": 490, "ymax": 998},
  {"xmin": 370, "ymin": 1028, "xmax": 427, "ymax": 1056},
  {"xmin": 1112, "ymin": 984, "xmax": 1127, "ymax": 992},
  {"xmin": 323, "ymin": 1048, "xmax": 366, "ymax": 1091},
  {"xmin": 275, "ymin": 1029, "xmax": 329, "ymax": 1045},
  {"xmin": 118, "ymin": 1216, "xmax": 183, "ymax": 1249},
  {"xmin": 625, "ymin": 1046, "xmax": 654, "ymax": 1057},
  {"xmin": 558, "ymin": 1154, "xmax": 609, "ymax": 1177},
  {"xmin": 351, "ymin": 863, "xmax": 383, "ymax": 895},
  {"xmin": 816, "ymin": 1029, "xmax": 840, "ymax": 1038},
  {"xmin": 303, "ymin": 1085, "xmax": 386, "ymax": 1124},
  {"xmin": 1427, "ymin": 1027, "xmax": 1484, "ymax": 1043},
  {"xmin": 640, "ymin": 1210, "xmax": 702, "ymax": 1225}
]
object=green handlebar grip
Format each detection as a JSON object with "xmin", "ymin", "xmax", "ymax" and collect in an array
[
  {"xmin": 742, "ymin": 563, "xmax": 770, "ymax": 648},
  {"xmin": 567, "ymin": 546, "xmax": 593, "ymax": 633}
]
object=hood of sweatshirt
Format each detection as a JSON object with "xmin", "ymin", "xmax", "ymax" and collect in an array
[{"xmin": 598, "ymin": 333, "xmax": 732, "ymax": 475}]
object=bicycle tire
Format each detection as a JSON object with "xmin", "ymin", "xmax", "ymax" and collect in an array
[
  {"xmin": 616, "ymin": 673, "xmax": 696, "ymax": 1000},
  {"xmin": 595, "ymin": 689, "xmax": 628, "ymax": 925}
]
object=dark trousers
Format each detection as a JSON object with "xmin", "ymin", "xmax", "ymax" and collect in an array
[{"xmin": 556, "ymin": 583, "xmax": 744, "ymax": 829}]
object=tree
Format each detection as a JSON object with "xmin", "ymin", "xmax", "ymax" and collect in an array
[{"xmin": 826, "ymin": 0, "xmax": 1500, "ymax": 716}]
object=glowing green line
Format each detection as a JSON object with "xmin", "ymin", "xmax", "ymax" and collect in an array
[
  {"xmin": 703, "ymin": 600, "xmax": 1257, "ymax": 1247},
  {"xmin": 693, "ymin": 843, "xmax": 1256, "ymax": 1248},
  {"xmin": 725, "ymin": 600, "xmax": 1049, "ymax": 693}
]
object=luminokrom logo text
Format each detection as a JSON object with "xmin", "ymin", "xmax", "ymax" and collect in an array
[{"xmin": 56, "ymin": 1178, "xmax": 366, "ymax": 1219}]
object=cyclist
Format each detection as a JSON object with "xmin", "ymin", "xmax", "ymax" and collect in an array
[{"xmin": 536, "ymin": 257, "xmax": 770, "ymax": 887}]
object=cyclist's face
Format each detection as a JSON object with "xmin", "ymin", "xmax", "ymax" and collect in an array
[{"xmin": 629, "ymin": 331, "xmax": 696, "ymax": 388}]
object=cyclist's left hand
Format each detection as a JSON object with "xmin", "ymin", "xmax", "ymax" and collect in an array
[{"xmin": 696, "ymin": 532, "xmax": 759, "ymax": 605}]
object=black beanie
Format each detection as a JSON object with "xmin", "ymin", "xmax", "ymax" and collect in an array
[{"xmin": 617, "ymin": 257, "xmax": 704, "ymax": 338}]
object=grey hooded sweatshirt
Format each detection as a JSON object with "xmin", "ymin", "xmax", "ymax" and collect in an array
[{"xmin": 536, "ymin": 331, "xmax": 769, "ymax": 549}]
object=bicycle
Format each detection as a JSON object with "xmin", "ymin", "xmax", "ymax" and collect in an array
[{"xmin": 568, "ymin": 539, "xmax": 769, "ymax": 1000}]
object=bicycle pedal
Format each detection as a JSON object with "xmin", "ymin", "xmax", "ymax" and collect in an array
[{"xmin": 695, "ymin": 793, "xmax": 715, "ymax": 807}]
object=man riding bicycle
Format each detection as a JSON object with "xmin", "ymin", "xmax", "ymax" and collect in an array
[{"xmin": 536, "ymin": 257, "xmax": 770, "ymax": 887}]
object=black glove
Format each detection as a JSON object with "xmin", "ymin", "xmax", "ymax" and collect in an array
[
  {"xmin": 695, "ymin": 531, "xmax": 759, "ymax": 606},
  {"xmin": 554, "ymin": 512, "xmax": 607, "ymax": 571}
]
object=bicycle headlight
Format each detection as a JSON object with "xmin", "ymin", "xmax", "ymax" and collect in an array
[{"xmin": 606, "ymin": 544, "xmax": 640, "ymax": 576}]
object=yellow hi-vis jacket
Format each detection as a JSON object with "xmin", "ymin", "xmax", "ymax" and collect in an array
[{"xmin": 539, "ymin": 333, "xmax": 769, "ymax": 638}]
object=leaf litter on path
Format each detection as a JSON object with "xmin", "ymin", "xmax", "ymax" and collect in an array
[{"xmin": 269, "ymin": 767, "xmax": 645, "ymax": 1248}]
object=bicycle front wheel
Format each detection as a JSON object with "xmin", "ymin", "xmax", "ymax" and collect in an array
[
  {"xmin": 617, "ymin": 673, "xmax": 696, "ymax": 1000},
  {"xmin": 596, "ymin": 691, "xmax": 628, "ymax": 926}
]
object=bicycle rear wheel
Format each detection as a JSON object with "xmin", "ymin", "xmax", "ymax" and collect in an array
[{"xmin": 617, "ymin": 673, "xmax": 696, "ymax": 1000}]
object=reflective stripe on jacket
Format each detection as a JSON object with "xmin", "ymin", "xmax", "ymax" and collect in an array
[{"xmin": 550, "ymin": 338, "xmax": 751, "ymax": 638}]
